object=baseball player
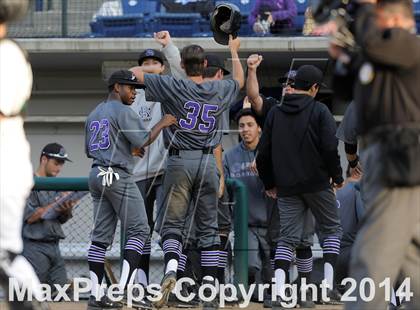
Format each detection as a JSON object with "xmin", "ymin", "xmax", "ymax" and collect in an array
[
  {"xmin": 155, "ymin": 32, "xmax": 234, "ymax": 288},
  {"xmin": 22, "ymin": 143, "xmax": 74, "ymax": 292},
  {"xmin": 131, "ymin": 48, "xmax": 167, "ymax": 290},
  {"xmin": 85, "ymin": 69, "xmax": 176, "ymax": 309},
  {"xmin": 246, "ymin": 55, "xmax": 317, "ymax": 308},
  {"xmin": 0, "ymin": 1, "xmax": 46, "ymax": 309},
  {"xmin": 130, "ymin": 35, "xmax": 244, "ymax": 310},
  {"xmin": 256, "ymin": 64, "xmax": 344, "ymax": 308}
]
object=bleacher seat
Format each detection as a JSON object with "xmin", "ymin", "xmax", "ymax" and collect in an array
[
  {"xmin": 150, "ymin": 12, "xmax": 202, "ymax": 37},
  {"xmin": 414, "ymin": 0, "xmax": 420, "ymax": 32},
  {"xmin": 90, "ymin": 0, "xmax": 159, "ymax": 37},
  {"xmin": 121, "ymin": 0, "xmax": 159, "ymax": 16},
  {"xmin": 294, "ymin": 0, "xmax": 307, "ymax": 33},
  {"xmin": 90, "ymin": 15, "xmax": 145, "ymax": 37}
]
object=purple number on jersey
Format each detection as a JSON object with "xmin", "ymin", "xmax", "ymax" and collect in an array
[
  {"xmin": 179, "ymin": 101, "xmax": 219, "ymax": 133},
  {"xmin": 89, "ymin": 119, "xmax": 111, "ymax": 152},
  {"xmin": 179, "ymin": 101, "xmax": 201, "ymax": 130},
  {"xmin": 199, "ymin": 104, "xmax": 218, "ymax": 133}
]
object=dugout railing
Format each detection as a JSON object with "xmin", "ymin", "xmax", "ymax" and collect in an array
[{"xmin": 33, "ymin": 176, "xmax": 249, "ymax": 289}]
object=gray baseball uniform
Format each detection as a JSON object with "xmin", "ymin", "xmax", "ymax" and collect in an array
[
  {"xmin": 22, "ymin": 190, "xmax": 70, "ymax": 287},
  {"xmin": 85, "ymin": 99, "xmax": 150, "ymax": 246},
  {"xmin": 143, "ymin": 74, "xmax": 239, "ymax": 248}
]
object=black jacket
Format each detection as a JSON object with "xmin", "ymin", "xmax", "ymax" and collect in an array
[
  {"xmin": 256, "ymin": 94, "xmax": 343, "ymax": 197},
  {"xmin": 354, "ymin": 4, "xmax": 420, "ymax": 135}
]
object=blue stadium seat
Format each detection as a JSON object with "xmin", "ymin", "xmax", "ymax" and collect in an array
[
  {"xmin": 414, "ymin": 0, "xmax": 420, "ymax": 32},
  {"xmin": 150, "ymin": 12, "xmax": 202, "ymax": 37},
  {"xmin": 90, "ymin": 15, "xmax": 145, "ymax": 37},
  {"xmin": 293, "ymin": 0, "xmax": 307, "ymax": 33},
  {"xmin": 121, "ymin": 0, "xmax": 158, "ymax": 16}
]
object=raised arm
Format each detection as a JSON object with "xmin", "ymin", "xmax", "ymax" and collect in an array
[
  {"xmin": 154, "ymin": 31, "xmax": 186, "ymax": 79},
  {"xmin": 228, "ymin": 36, "xmax": 245, "ymax": 89},
  {"xmin": 130, "ymin": 66, "xmax": 145, "ymax": 84},
  {"xmin": 246, "ymin": 54, "xmax": 264, "ymax": 115}
]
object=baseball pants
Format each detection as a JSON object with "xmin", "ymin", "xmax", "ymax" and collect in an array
[
  {"xmin": 346, "ymin": 143, "xmax": 420, "ymax": 310},
  {"xmin": 160, "ymin": 150, "xmax": 220, "ymax": 249},
  {"xmin": 277, "ymin": 188, "xmax": 342, "ymax": 248},
  {"xmin": 89, "ymin": 167, "xmax": 150, "ymax": 247},
  {"xmin": 22, "ymin": 239, "xmax": 68, "ymax": 287},
  {"xmin": 136, "ymin": 175, "xmax": 164, "ymax": 232}
]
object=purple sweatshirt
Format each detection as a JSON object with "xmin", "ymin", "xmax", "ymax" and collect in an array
[{"xmin": 248, "ymin": 0, "xmax": 297, "ymax": 28}]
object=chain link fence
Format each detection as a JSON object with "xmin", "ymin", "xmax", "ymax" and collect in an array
[
  {"xmin": 9, "ymin": 0, "xmax": 108, "ymax": 38},
  {"xmin": 25, "ymin": 188, "xmax": 166, "ymax": 287}
]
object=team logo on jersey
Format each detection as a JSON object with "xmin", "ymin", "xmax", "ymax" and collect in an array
[
  {"xmin": 139, "ymin": 106, "xmax": 152, "ymax": 121},
  {"xmin": 359, "ymin": 62, "xmax": 375, "ymax": 85}
]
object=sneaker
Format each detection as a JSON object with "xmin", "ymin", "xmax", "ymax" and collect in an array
[
  {"xmin": 153, "ymin": 271, "xmax": 177, "ymax": 309},
  {"xmin": 321, "ymin": 288, "xmax": 343, "ymax": 305},
  {"xmin": 87, "ymin": 295, "xmax": 123, "ymax": 309},
  {"xmin": 202, "ymin": 299, "xmax": 219, "ymax": 310}
]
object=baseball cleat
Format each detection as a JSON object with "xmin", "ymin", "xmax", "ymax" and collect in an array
[
  {"xmin": 153, "ymin": 271, "xmax": 177, "ymax": 309},
  {"xmin": 87, "ymin": 295, "xmax": 123, "ymax": 309}
]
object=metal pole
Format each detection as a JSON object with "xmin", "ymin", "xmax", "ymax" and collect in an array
[
  {"xmin": 61, "ymin": 0, "xmax": 68, "ymax": 37},
  {"xmin": 226, "ymin": 178, "xmax": 249, "ymax": 291}
]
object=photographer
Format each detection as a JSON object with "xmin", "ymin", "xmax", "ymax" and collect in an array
[{"xmin": 326, "ymin": 0, "xmax": 420, "ymax": 309}]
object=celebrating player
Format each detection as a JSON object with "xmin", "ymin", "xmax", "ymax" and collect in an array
[
  {"xmin": 85, "ymin": 69, "xmax": 176, "ymax": 309},
  {"xmin": 130, "ymin": 35, "xmax": 244, "ymax": 310}
]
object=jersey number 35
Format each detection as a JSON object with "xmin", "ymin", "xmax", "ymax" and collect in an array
[{"xmin": 179, "ymin": 101, "xmax": 218, "ymax": 133}]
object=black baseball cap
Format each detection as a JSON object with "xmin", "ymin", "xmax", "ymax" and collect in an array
[
  {"xmin": 108, "ymin": 70, "xmax": 144, "ymax": 89},
  {"xmin": 278, "ymin": 70, "xmax": 297, "ymax": 83},
  {"xmin": 294, "ymin": 65, "xmax": 326, "ymax": 90},
  {"xmin": 138, "ymin": 49, "xmax": 165, "ymax": 65},
  {"xmin": 205, "ymin": 54, "xmax": 230, "ymax": 75},
  {"xmin": 41, "ymin": 143, "xmax": 72, "ymax": 162}
]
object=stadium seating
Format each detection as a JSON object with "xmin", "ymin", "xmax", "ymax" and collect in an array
[
  {"xmin": 414, "ymin": 0, "xmax": 420, "ymax": 32},
  {"xmin": 90, "ymin": 15, "xmax": 146, "ymax": 37},
  {"xmin": 294, "ymin": 0, "xmax": 307, "ymax": 34},
  {"xmin": 89, "ymin": 0, "xmax": 315, "ymax": 38},
  {"xmin": 149, "ymin": 12, "xmax": 202, "ymax": 37}
]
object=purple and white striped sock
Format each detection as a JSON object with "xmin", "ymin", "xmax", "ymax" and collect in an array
[
  {"xmin": 88, "ymin": 243, "xmax": 107, "ymax": 299},
  {"xmin": 178, "ymin": 253, "xmax": 187, "ymax": 272},
  {"xmin": 125, "ymin": 237, "xmax": 144, "ymax": 255}
]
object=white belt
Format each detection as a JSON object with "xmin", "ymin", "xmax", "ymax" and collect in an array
[{"xmin": 97, "ymin": 167, "xmax": 120, "ymax": 187}]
